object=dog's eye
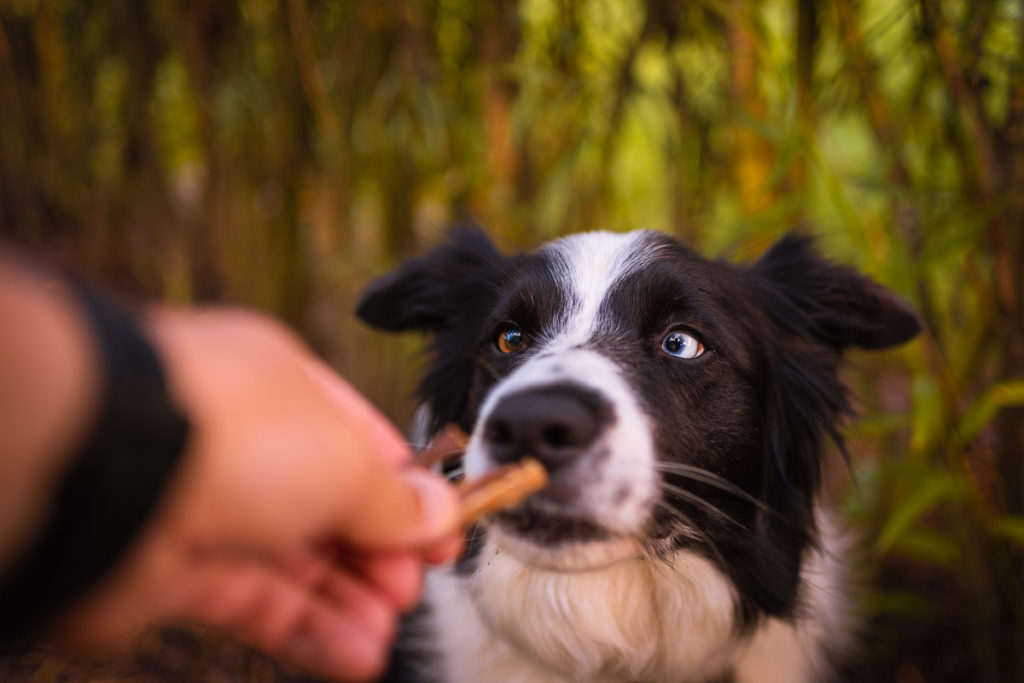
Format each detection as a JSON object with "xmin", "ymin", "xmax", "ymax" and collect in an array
[
  {"xmin": 497, "ymin": 327, "xmax": 528, "ymax": 354},
  {"xmin": 661, "ymin": 331, "xmax": 704, "ymax": 359}
]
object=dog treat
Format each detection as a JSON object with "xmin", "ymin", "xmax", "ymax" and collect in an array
[
  {"xmin": 416, "ymin": 424, "xmax": 547, "ymax": 525},
  {"xmin": 416, "ymin": 423, "xmax": 470, "ymax": 469},
  {"xmin": 458, "ymin": 458, "xmax": 548, "ymax": 526}
]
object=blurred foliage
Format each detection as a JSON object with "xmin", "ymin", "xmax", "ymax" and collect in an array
[{"xmin": 2, "ymin": 0, "xmax": 1024, "ymax": 680}]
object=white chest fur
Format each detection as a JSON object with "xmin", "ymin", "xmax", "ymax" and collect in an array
[
  {"xmin": 427, "ymin": 536, "xmax": 743, "ymax": 683},
  {"xmin": 423, "ymin": 526, "xmax": 848, "ymax": 683}
]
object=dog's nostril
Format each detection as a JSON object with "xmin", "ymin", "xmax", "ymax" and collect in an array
[{"xmin": 542, "ymin": 424, "xmax": 572, "ymax": 448}]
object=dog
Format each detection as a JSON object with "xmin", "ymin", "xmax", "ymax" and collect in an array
[{"xmin": 357, "ymin": 227, "xmax": 920, "ymax": 683}]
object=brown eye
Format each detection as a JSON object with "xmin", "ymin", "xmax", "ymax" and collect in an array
[{"xmin": 497, "ymin": 327, "xmax": 527, "ymax": 354}]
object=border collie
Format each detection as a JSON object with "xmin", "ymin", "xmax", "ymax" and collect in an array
[{"xmin": 357, "ymin": 228, "xmax": 920, "ymax": 683}]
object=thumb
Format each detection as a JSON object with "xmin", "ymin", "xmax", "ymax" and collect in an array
[{"xmin": 335, "ymin": 461, "xmax": 461, "ymax": 552}]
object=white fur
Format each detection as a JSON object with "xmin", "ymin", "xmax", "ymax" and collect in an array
[
  {"xmin": 427, "ymin": 523, "xmax": 848, "ymax": 683},
  {"xmin": 541, "ymin": 230, "xmax": 667, "ymax": 350},
  {"xmin": 428, "ymin": 541, "xmax": 737, "ymax": 683}
]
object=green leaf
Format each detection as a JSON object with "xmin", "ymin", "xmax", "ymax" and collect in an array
[
  {"xmin": 990, "ymin": 516, "xmax": 1024, "ymax": 546},
  {"xmin": 875, "ymin": 473, "xmax": 966, "ymax": 554},
  {"xmin": 959, "ymin": 381, "xmax": 1024, "ymax": 442},
  {"xmin": 864, "ymin": 590, "xmax": 936, "ymax": 619},
  {"xmin": 888, "ymin": 528, "xmax": 962, "ymax": 565}
]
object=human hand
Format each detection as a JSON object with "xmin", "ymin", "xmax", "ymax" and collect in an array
[{"xmin": 51, "ymin": 309, "xmax": 462, "ymax": 682}]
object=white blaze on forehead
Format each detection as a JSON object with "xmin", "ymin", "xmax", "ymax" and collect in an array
[{"xmin": 541, "ymin": 230, "xmax": 666, "ymax": 349}]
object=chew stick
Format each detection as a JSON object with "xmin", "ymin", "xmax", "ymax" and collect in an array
[
  {"xmin": 416, "ymin": 423, "xmax": 470, "ymax": 469},
  {"xmin": 458, "ymin": 458, "xmax": 547, "ymax": 526},
  {"xmin": 416, "ymin": 424, "xmax": 548, "ymax": 525}
]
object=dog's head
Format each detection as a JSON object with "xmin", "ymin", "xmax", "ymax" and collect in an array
[{"xmin": 357, "ymin": 227, "xmax": 919, "ymax": 619}]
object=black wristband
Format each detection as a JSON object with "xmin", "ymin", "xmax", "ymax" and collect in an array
[{"xmin": 0, "ymin": 283, "xmax": 190, "ymax": 649}]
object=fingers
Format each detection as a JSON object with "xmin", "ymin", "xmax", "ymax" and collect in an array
[
  {"xmin": 281, "ymin": 549, "xmax": 421, "ymax": 612},
  {"xmin": 300, "ymin": 344, "xmax": 463, "ymax": 554},
  {"xmin": 316, "ymin": 548, "xmax": 423, "ymax": 610},
  {"xmin": 182, "ymin": 557, "xmax": 402, "ymax": 682},
  {"xmin": 422, "ymin": 533, "xmax": 465, "ymax": 567},
  {"xmin": 334, "ymin": 462, "xmax": 461, "ymax": 553}
]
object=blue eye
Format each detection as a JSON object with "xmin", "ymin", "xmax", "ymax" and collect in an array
[
  {"xmin": 662, "ymin": 331, "xmax": 704, "ymax": 359},
  {"xmin": 497, "ymin": 327, "xmax": 527, "ymax": 354}
]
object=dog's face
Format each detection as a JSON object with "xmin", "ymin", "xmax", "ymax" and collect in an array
[{"xmin": 358, "ymin": 228, "xmax": 919, "ymax": 619}]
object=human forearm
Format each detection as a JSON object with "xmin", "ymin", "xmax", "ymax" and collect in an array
[{"xmin": 0, "ymin": 255, "xmax": 99, "ymax": 572}]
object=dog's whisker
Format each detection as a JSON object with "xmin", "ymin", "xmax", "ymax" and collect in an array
[
  {"xmin": 648, "ymin": 501, "xmax": 823, "ymax": 607},
  {"xmin": 650, "ymin": 499, "xmax": 731, "ymax": 573},
  {"xmin": 657, "ymin": 482, "xmax": 747, "ymax": 529},
  {"xmin": 653, "ymin": 464, "xmax": 815, "ymax": 537},
  {"xmin": 650, "ymin": 500, "xmax": 703, "ymax": 544},
  {"xmin": 463, "ymin": 521, "xmax": 487, "ymax": 547},
  {"xmin": 653, "ymin": 462, "xmax": 769, "ymax": 511}
]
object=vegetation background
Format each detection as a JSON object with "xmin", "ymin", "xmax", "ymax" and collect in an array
[{"xmin": 1, "ymin": 0, "xmax": 1023, "ymax": 680}]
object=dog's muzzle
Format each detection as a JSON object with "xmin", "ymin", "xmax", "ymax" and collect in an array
[
  {"xmin": 465, "ymin": 349, "xmax": 656, "ymax": 567},
  {"xmin": 482, "ymin": 384, "xmax": 608, "ymax": 476}
]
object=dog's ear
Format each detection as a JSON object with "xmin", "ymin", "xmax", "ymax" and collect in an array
[
  {"xmin": 752, "ymin": 233, "xmax": 921, "ymax": 351},
  {"xmin": 356, "ymin": 226, "xmax": 512, "ymax": 433},
  {"xmin": 356, "ymin": 226, "xmax": 509, "ymax": 332},
  {"xmin": 745, "ymin": 234, "xmax": 921, "ymax": 586}
]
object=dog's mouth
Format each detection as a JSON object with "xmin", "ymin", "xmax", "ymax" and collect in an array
[
  {"xmin": 488, "ymin": 499, "xmax": 645, "ymax": 571},
  {"xmin": 465, "ymin": 441, "xmax": 654, "ymax": 570},
  {"xmin": 493, "ymin": 504, "xmax": 609, "ymax": 545}
]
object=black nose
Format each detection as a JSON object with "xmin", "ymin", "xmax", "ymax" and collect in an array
[{"xmin": 483, "ymin": 385, "xmax": 608, "ymax": 473}]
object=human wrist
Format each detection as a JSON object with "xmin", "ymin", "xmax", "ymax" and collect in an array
[{"xmin": 0, "ymin": 267, "xmax": 190, "ymax": 646}]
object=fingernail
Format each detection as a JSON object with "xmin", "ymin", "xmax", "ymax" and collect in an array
[{"xmin": 403, "ymin": 468, "xmax": 460, "ymax": 539}]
